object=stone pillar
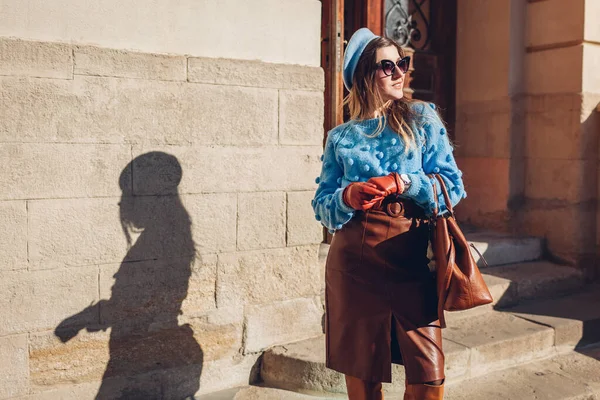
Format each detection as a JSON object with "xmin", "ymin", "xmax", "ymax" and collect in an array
[
  {"xmin": 456, "ymin": 0, "xmax": 600, "ymax": 271},
  {"xmin": 454, "ymin": 0, "xmax": 526, "ymax": 231},
  {"xmin": 520, "ymin": 0, "xmax": 600, "ymax": 270}
]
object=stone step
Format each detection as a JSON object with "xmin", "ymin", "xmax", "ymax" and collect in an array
[
  {"xmin": 443, "ymin": 346, "xmax": 600, "ymax": 400},
  {"xmin": 509, "ymin": 284, "xmax": 600, "ymax": 350},
  {"xmin": 200, "ymin": 346, "xmax": 600, "ymax": 399},
  {"xmin": 260, "ymin": 285, "xmax": 600, "ymax": 396},
  {"xmin": 260, "ymin": 313, "xmax": 554, "ymax": 394},
  {"xmin": 465, "ymin": 230, "xmax": 543, "ymax": 267},
  {"xmin": 428, "ymin": 261, "xmax": 583, "ymax": 324},
  {"xmin": 196, "ymin": 386, "xmax": 344, "ymax": 400}
]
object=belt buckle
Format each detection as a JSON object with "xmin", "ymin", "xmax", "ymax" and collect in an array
[{"xmin": 385, "ymin": 201, "xmax": 403, "ymax": 217}]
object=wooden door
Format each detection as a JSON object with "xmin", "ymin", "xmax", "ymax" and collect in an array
[
  {"xmin": 322, "ymin": 0, "xmax": 457, "ymax": 133},
  {"xmin": 321, "ymin": 0, "xmax": 345, "ymax": 138},
  {"xmin": 321, "ymin": 0, "xmax": 386, "ymax": 136},
  {"xmin": 383, "ymin": 0, "xmax": 457, "ymax": 135}
]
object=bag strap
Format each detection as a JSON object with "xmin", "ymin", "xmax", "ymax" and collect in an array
[
  {"xmin": 433, "ymin": 174, "xmax": 455, "ymax": 216},
  {"xmin": 428, "ymin": 174, "xmax": 439, "ymax": 215},
  {"xmin": 469, "ymin": 243, "xmax": 490, "ymax": 268}
]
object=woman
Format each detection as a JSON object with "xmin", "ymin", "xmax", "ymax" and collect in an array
[{"xmin": 312, "ymin": 28, "xmax": 466, "ymax": 400}]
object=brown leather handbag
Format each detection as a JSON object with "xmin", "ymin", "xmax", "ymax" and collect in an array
[{"xmin": 429, "ymin": 174, "xmax": 493, "ymax": 328}]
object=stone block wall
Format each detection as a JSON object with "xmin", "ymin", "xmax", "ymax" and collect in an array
[{"xmin": 0, "ymin": 36, "xmax": 325, "ymax": 399}]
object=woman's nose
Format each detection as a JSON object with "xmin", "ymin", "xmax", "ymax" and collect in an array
[{"xmin": 392, "ymin": 67, "xmax": 405, "ymax": 79}]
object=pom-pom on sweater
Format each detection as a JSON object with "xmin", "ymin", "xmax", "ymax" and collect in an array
[{"xmin": 312, "ymin": 102, "xmax": 466, "ymax": 232}]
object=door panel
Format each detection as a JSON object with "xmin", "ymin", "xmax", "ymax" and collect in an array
[{"xmin": 321, "ymin": 0, "xmax": 345, "ymax": 137}]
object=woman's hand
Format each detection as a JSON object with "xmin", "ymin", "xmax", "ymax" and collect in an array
[
  {"xmin": 367, "ymin": 172, "xmax": 405, "ymax": 197},
  {"xmin": 342, "ymin": 182, "xmax": 385, "ymax": 211}
]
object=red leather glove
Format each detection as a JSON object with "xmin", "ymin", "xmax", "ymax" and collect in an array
[
  {"xmin": 342, "ymin": 182, "xmax": 385, "ymax": 211},
  {"xmin": 367, "ymin": 172, "xmax": 405, "ymax": 197}
]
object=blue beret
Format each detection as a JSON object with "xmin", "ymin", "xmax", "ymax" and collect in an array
[{"xmin": 343, "ymin": 28, "xmax": 379, "ymax": 91}]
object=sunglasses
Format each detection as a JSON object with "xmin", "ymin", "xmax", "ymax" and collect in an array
[{"xmin": 375, "ymin": 56, "xmax": 411, "ymax": 77}]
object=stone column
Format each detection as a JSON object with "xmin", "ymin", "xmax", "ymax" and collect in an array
[
  {"xmin": 455, "ymin": 0, "xmax": 600, "ymax": 272},
  {"xmin": 454, "ymin": 0, "xmax": 526, "ymax": 232},
  {"xmin": 520, "ymin": 0, "xmax": 600, "ymax": 271}
]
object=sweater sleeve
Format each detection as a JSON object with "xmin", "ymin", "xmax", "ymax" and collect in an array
[
  {"xmin": 402, "ymin": 103, "xmax": 467, "ymax": 216},
  {"xmin": 312, "ymin": 128, "xmax": 355, "ymax": 231}
]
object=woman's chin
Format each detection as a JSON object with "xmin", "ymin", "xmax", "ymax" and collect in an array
[{"xmin": 387, "ymin": 92, "xmax": 404, "ymax": 101}]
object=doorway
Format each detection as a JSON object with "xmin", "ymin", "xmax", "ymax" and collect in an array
[
  {"xmin": 319, "ymin": 0, "xmax": 457, "ymax": 243},
  {"xmin": 321, "ymin": 0, "xmax": 457, "ymax": 135}
]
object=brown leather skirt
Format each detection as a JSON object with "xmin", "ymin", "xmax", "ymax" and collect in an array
[{"xmin": 325, "ymin": 196, "xmax": 444, "ymax": 384}]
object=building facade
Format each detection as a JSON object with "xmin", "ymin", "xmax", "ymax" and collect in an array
[
  {"xmin": 0, "ymin": 0, "xmax": 325, "ymax": 398},
  {"xmin": 0, "ymin": 0, "xmax": 598, "ymax": 398}
]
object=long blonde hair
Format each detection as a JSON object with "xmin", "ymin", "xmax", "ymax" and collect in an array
[{"xmin": 343, "ymin": 37, "xmax": 426, "ymax": 148}]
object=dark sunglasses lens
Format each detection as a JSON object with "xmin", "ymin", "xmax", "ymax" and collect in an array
[
  {"xmin": 398, "ymin": 57, "xmax": 410, "ymax": 73},
  {"xmin": 381, "ymin": 60, "xmax": 395, "ymax": 76}
]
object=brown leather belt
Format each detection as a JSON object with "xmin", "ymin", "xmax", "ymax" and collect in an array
[{"xmin": 371, "ymin": 194, "xmax": 426, "ymax": 219}]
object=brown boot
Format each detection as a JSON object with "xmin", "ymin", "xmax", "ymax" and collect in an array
[
  {"xmin": 345, "ymin": 375, "xmax": 384, "ymax": 400},
  {"xmin": 403, "ymin": 383, "xmax": 444, "ymax": 400}
]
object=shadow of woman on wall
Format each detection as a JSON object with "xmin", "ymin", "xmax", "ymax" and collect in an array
[{"xmin": 55, "ymin": 152, "xmax": 203, "ymax": 400}]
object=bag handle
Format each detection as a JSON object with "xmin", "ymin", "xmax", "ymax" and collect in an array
[
  {"xmin": 428, "ymin": 174, "xmax": 439, "ymax": 215},
  {"xmin": 431, "ymin": 174, "xmax": 491, "ymax": 268},
  {"xmin": 432, "ymin": 174, "xmax": 455, "ymax": 216}
]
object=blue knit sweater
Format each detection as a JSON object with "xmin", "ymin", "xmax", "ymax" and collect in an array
[{"xmin": 312, "ymin": 102, "xmax": 466, "ymax": 232}]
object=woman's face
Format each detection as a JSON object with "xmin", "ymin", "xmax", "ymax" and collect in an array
[{"xmin": 374, "ymin": 45, "xmax": 405, "ymax": 103}]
